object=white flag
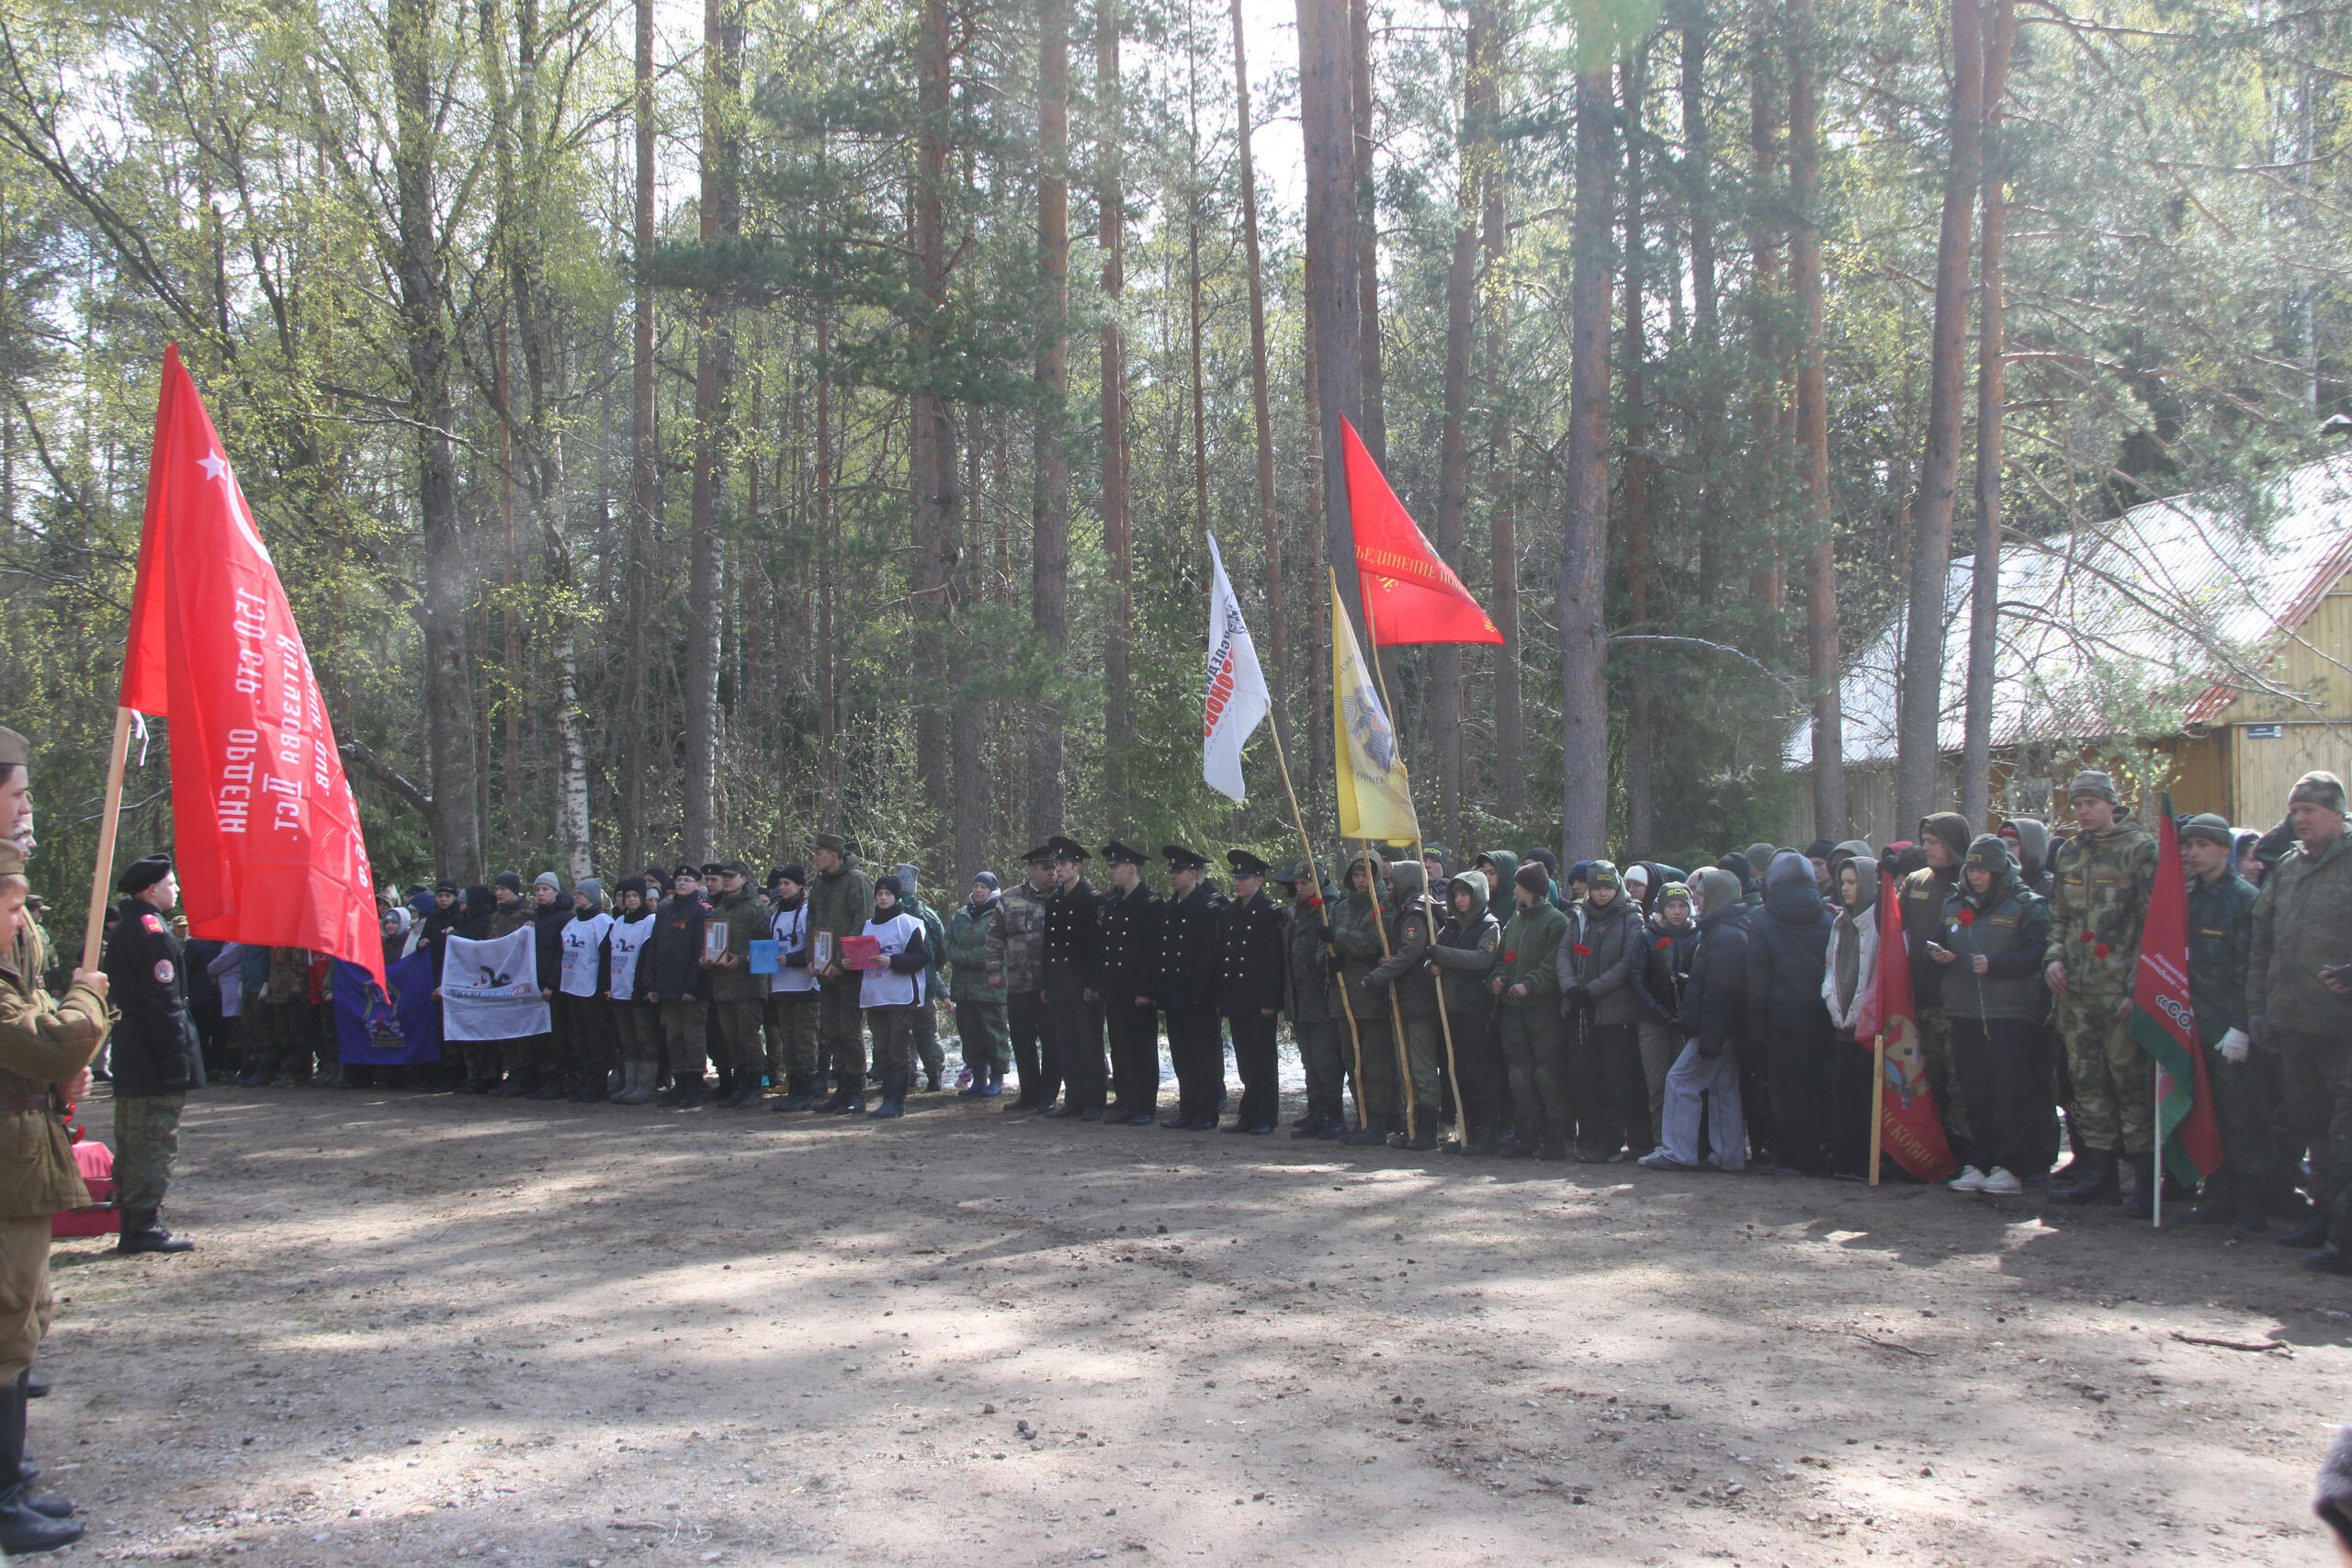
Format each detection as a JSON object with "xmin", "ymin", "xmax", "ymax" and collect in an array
[
  {"xmin": 440, "ymin": 927, "xmax": 552, "ymax": 1043},
  {"xmin": 1203, "ymin": 534, "xmax": 1272, "ymax": 803}
]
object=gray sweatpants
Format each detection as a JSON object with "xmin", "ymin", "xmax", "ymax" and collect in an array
[{"xmin": 1655, "ymin": 1041, "xmax": 1746, "ymax": 1172}]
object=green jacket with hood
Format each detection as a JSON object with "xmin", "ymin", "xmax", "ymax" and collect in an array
[
  {"xmin": 2001, "ymin": 818, "xmax": 2052, "ymax": 898},
  {"xmin": 1935, "ymin": 835, "xmax": 2051, "ymax": 1024},
  {"xmin": 1282, "ymin": 883, "xmax": 1336, "ymax": 1023},
  {"xmin": 1327, "ymin": 856, "xmax": 1393, "ymax": 1020},
  {"xmin": 808, "ymin": 852, "xmax": 876, "ymax": 968},
  {"xmin": 2041, "ymin": 812, "xmax": 2158, "ymax": 997},
  {"xmin": 1367, "ymin": 862, "xmax": 1440, "ymax": 1018},
  {"xmin": 1495, "ymin": 894, "xmax": 1566, "ymax": 1008}
]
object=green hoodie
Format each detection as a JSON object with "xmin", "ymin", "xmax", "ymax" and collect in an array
[
  {"xmin": 1495, "ymin": 890, "xmax": 1566, "ymax": 1008},
  {"xmin": 1327, "ymin": 853, "xmax": 1392, "ymax": 1021}
]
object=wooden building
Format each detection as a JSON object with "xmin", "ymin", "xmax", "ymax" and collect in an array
[{"xmin": 1788, "ymin": 452, "xmax": 2352, "ymax": 845}]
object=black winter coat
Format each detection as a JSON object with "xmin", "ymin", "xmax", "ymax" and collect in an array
[
  {"xmin": 1042, "ymin": 879, "xmax": 1104, "ymax": 1002},
  {"xmin": 648, "ymin": 895, "xmax": 708, "ymax": 1002},
  {"xmin": 1680, "ymin": 905, "xmax": 1752, "ymax": 1058},
  {"xmin": 532, "ymin": 903, "xmax": 569, "ymax": 990},
  {"xmin": 1097, "ymin": 883, "xmax": 1162, "ymax": 1001},
  {"xmin": 1632, "ymin": 915, "xmax": 1699, "ymax": 1023},
  {"xmin": 101, "ymin": 898, "xmax": 204, "ymax": 1096},
  {"xmin": 1747, "ymin": 879, "xmax": 1835, "ymax": 1041}
]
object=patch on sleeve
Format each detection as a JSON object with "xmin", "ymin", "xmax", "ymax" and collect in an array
[
  {"xmin": 153, "ymin": 959, "xmax": 175, "ymax": 985},
  {"xmin": 141, "ymin": 912, "xmax": 165, "ymax": 935}
]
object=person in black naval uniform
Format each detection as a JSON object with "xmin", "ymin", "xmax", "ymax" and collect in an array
[
  {"xmin": 100, "ymin": 852, "xmax": 203, "ymax": 1254},
  {"xmin": 1158, "ymin": 845, "xmax": 1226, "ymax": 1130},
  {"xmin": 1095, "ymin": 841, "xmax": 1163, "ymax": 1125},
  {"xmin": 1040, "ymin": 838, "xmax": 1108, "ymax": 1120},
  {"xmin": 1216, "ymin": 850, "xmax": 1287, "ymax": 1134}
]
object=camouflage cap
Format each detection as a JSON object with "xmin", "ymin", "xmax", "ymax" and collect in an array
[
  {"xmin": 0, "ymin": 728, "xmax": 25, "ymax": 768},
  {"xmin": 2290, "ymin": 770, "xmax": 2347, "ymax": 815},
  {"xmin": 2068, "ymin": 769, "xmax": 2120, "ymax": 805}
]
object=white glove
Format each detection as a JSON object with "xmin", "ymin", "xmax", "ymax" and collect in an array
[{"xmin": 2216, "ymin": 1027, "xmax": 2251, "ymax": 1065}]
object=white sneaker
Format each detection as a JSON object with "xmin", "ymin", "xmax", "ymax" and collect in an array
[
  {"xmin": 1947, "ymin": 1165, "xmax": 1987, "ymax": 1193},
  {"xmin": 1978, "ymin": 1167, "xmax": 2023, "ymax": 1196}
]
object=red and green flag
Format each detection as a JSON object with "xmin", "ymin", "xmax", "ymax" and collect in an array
[
  {"xmin": 2133, "ymin": 795, "xmax": 2224, "ymax": 1189},
  {"xmin": 1853, "ymin": 869, "xmax": 1959, "ymax": 1183}
]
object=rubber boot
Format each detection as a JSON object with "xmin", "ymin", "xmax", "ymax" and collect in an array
[
  {"xmin": 2047, "ymin": 1148, "xmax": 2118, "ymax": 1206},
  {"xmin": 2185, "ymin": 1168, "xmax": 2237, "ymax": 1224},
  {"xmin": 1290, "ymin": 1110, "xmax": 1329, "ymax": 1141},
  {"xmin": 495, "ymin": 1075, "xmax": 531, "ymax": 1098},
  {"xmin": 0, "ymin": 1376, "xmax": 78, "ymax": 1552},
  {"xmin": 1340, "ymin": 1116, "xmax": 1389, "ymax": 1147},
  {"xmin": 1316, "ymin": 1101, "xmax": 1348, "ymax": 1140},
  {"xmin": 869, "ymin": 1070, "xmax": 910, "ymax": 1119},
  {"xmin": 582, "ymin": 1070, "xmax": 612, "ymax": 1104},
  {"xmin": 981, "ymin": 1062, "xmax": 1004, "ymax": 1098},
  {"xmin": 613, "ymin": 1062, "xmax": 656, "ymax": 1106},
  {"xmin": 2121, "ymin": 1153, "xmax": 2157, "ymax": 1220},
  {"xmin": 116, "ymin": 1210, "xmax": 194, "ymax": 1255}
]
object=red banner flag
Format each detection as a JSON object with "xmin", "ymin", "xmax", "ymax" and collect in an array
[
  {"xmin": 2135, "ymin": 795, "xmax": 2224, "ymax": 1187},
  {"xmin": 1342, "ymin": 418, "xmax": 1503, "ymax": 647},
  {"xmin": 1856, "ymin": 869, "xmax": 1959, "ymax": 1183},
  {"xmin": 119, "ymin": 346, "xmax": 384, "ymax": 987}
]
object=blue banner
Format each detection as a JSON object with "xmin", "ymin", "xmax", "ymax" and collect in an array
[{"xmin": 332, "ymin": 950, "xmax": 443, "ymax": 1065}]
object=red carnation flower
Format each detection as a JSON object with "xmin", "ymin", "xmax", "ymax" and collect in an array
[
  {"xmin": 2079, "ymin": 931, "xmax": 2096, "ymax": 943},
  {"xmin": 1573, "ymin": 943, "xmax": 1591, "ymax": 957},
  {"xmin": 1957, "ymin": 909, "xmax": 1975, "ymax": 928},
  {"xmin": 2094, "ymin": 942, "xmax": 2110, "ymax": 959},
  {"xmin": 1504, "ymin": 951, "xmax": 1517, "ymax": 963},
  {"xmin": 1655, "ymin": 937, "xmax": 1670, "ymax": 951}
]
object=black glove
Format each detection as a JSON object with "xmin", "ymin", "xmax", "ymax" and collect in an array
[
  {"xmin": 1327, "ymin": 953, "xmax": 1345, "ymax": 977},
  {"xmin": 1319, "ymin": 926, "xmax": 1339, "ymax": 949},
  {"xmin": 887, "ymin": 951, "xmax": 925, "ymax": 975},
  {"xmin": 785, "ymin": 949, "xmax": 809, "ymax": 969},
  {"xmin": 1566, "ymin": 984, "xmax": 1592, "ymax": 1007}
]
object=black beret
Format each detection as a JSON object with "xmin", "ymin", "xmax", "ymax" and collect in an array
[{"xmin": 119, "ymin": 851, "xmax": 173, "ymax": 895}]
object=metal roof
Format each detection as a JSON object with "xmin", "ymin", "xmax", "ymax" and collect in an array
[{"xmin": 1787, "ymin": 452, "xmax": 2352, "ymax": 768}]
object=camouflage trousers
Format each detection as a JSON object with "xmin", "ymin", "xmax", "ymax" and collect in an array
[
  {"xmin": 1915, "ymin": 1006, "xmax": 1970, "ymax": 1142},
  {"xmin": 767, "ymin": 996, "xmax": 820, "ymax": 1078},
  {"xmin": 867, "ymin": 1005, "xmax": 920, "ymax": 1077},
  {"xmin": 711, "ymin": 998, "xmax": 766, "ymax": 1083},
  {"xmin": 2055, "ymin": 991, "xmax": 2151, "ymax": 1156},
  {"xmin": 819, "ymin": 978, "xmax": 865, "ymax": 1088},
  {"xmin": 2278, "ymin": 1032, "xmax": 2352, "ymax": 1250},
  {"xmin": 614, "ymin": 1003, "xmax": 662, "ymax": 1066},
  {"xmin": 113, "ymin": 1092, "xmax": 186, "ymax": 1214}
]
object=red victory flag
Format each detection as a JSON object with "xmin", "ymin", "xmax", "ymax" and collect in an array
[
  {"xmin": 1853, "ymin": 868, "xmax": 1959, "ymax": 1183},
  {"xmin": 1341, "ymin": 417, "xmax": 1502, "ymax": 647},
  {"xmin": 2135, "ymin": 795, "xmax": 2223, "ymax": 1190},
  {"xmin": 119, "ymin": 346, "xmax": 384, "ymax": 987}
]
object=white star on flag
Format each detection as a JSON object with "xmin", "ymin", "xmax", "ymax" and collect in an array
[{"xmin": 198, "ymin": 452, "xmax": 230, "ymax": 481}]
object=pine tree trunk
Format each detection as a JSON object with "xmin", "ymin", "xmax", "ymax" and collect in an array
[
  {"xmin": 1350, "ymin": 0, "xmax": 1384, "ymax": 467},
  {"xmin": 1747, "ymin": 32, "xmax": 1783, "ymax": 631},
  {"xmin": 1299, "ymin": 0, "xmax": 1364, "ymax": 644},
  {"xmin": 912, "ymin": 0, "xmax": 959, "ymax": 868},
  {"xmin": 817, "ymin": 310, "xmax": 840, "ymax": 827},
  {"xmin": 1558, "ymin": 35, "xmax": 1613, "ymax": 863},
  {"xmin": 394, "ymin": 0, "xmax": 481, "ymax": 880},
  {"xmin": 1790, "ymin": 0, "xmax": 1843, "ymax": 840},
  {"xmin": 1676, "ymin": 0, "xmax": 1724, "ymax": 599},
  {"xmin": 1895, "ymin": 0, "xmax": 1984, "ymax": 828},
  {"xmin": 623, "ymin": 0, "xmax": 655, "ymax": 871},
  {"xmin": 1301, "ymin": 265, "xmax": 1333, "ymax": 837},
  {"xmin": 1026, "ymin": 0, "xmax": 1072, "ymax": 842},
  {"xmin": 1094, "ymin": 0, "xmax": 1132, "ymax": 827},
  {"xmin": 1482, "ymin": 108, "xmax": 1520, "ymax": 829},
  {"xmin": 1622, "ymin": 48, "xmax": 1657, "ymax": 855},
  {"xmin": 1229, "ymin": 0, "xmax": 1285, "ymax": 755},
  {"xmin": 1432, "ymin": 1, "xmax": 1489, "ymax": 855},
  {"xmin": 1961, "ymin": 0, "xmax": 2017, "ymax": 827},
  {"xmin": 684, "ymin": 0, "xmax": 741, "ymax": 862}
]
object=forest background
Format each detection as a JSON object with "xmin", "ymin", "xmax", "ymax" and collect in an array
[{"xmin": 0, "ymin": 0, "xmax": 2345, "ymax": 949}]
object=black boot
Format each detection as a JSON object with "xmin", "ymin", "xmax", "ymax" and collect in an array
[
  {"xmin": 116, "ymin": 1210, "xmax": 193, "ymax": 1255},
  {"xmin": 2121, "ymin": 1153, "xmax": 2157, "ymax": 1220},
  {"xmin": 2047, "ymin": 1149, "xmax": 2118, "ymax": 1206},
  {"xmin": 868, "ymin": 1072, "xmax": 909, "ymax": 1119},
  {"xmin": 1340, "ymin": 1117, "xmax": 1388, "ymax": 1147},
  {"xmin": 0, "ymin": 1376, "xmax": 79, "ymax": 1552},
  {"xmin": 821, "ymin": 1083, "xmax": 865, "ymax": 1115},
  {"xmin": 2277, "ymin": 1215, "xmax": 2332, "ymax": 1248},
  {"xmin": 1289, "ymin": 1110, "xmax": 1328, "ymax": 1140},
  {"xmin": 2185, "ymin": 1169, "xmax": 2237, "ymax": 1224}
]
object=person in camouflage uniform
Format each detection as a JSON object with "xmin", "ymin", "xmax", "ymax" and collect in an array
[
  {"xmin": 2043, "ymin": 771, "xmax": 2161, "ymax": 1210},
  {"xmin": 1274, "ymin": 861, "xmax": 1344, "ymax": 1139},
  {"xmin": 1366, "ymin": 860, "xmax": 1442, "ymax": 1151},
  {"xmin": 893, "ymin": 864, "xmax": 950, "ymax": 1091},
  {"xmin": 808, "ymin": 836, "xmax": 875, "ymax": 1113},
  {"xmin": 2177, "ymin": 813, "xmax": 2270, "ymax": 1230},
  {"xmin": 701, "ymin": 862, "xmax": 772, "ymax": 1107},
  {"xmin": 945, "ymin": 873, "xmax": 1009, "ymax": 1096},
  {"xmin": 2249, "ymin": 771, "xmax": 2352, "ymax": 1273},
  {"xmin": 987, "ymin": 848, "xmax": 1057, "ymax": 1110},
  {"xmin": 1327, "ymin": 852, "xmax": 1396, "ymax": 1145}
]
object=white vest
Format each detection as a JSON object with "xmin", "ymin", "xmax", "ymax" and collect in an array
[
  {"xmin": 605, "ymin": 913, "xmax": 654, "ymax": 1001},
  {"xmin": 559, "ymin": 913, "xmax": 614, "ymax": 998},
  {"xmin": 771, "ymin": 904, "xmax": 819, "ymax": 995},
  {"xmin": 858, "ymin": 911, "xmax": 925, "ymax": 1009}
]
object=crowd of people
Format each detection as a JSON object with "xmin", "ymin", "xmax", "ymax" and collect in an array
[{"xmin": 141, "ymin": 766, "xmax": 2352, "ymax": 1281}]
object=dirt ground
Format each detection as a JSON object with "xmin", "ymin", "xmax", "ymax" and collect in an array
[{"xmin": 35, "ymin": 1075, "xmax": 2350, "ymax": 1567}]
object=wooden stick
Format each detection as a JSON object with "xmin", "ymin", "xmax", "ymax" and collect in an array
[
  {"xmin": 2151, "ymin": 1059, "xmax": 2163, "ymax": 1229},
  {"xmin": 81, "ymin": 705, "xmax": 135, "ymax": 973},
  {"xmin": 1265, "ymin": 709, "xmax": 1368, "ymax": 1130},
  {"xmin": 1868, "ymin": 1032, "xmax": 1885, "ymax": 1187}
]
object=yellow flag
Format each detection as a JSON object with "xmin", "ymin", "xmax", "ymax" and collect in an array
[{"xmin": 1330, "ymin": 573, "xmax": 1419, "ymax": 844}]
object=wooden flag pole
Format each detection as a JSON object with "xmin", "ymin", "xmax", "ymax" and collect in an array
[
  {"xmin": 2151, "ymin": 1059, "xmax": 2163, "ymax": 1229},
  {"xmin": 1353, "ymin": 586, "xmax": 1419, "ymax": 1144},
  {"xmin": 1263, "ymin": 709, "xmax": 1368, "ymax": 1131},
  {"xmin": 1868, "ymin": 1033, "xmax": 1885, "ymax": 1186},
  {"xmin": 81, "ymin": 706, "xmax": 136, "ymax": 972}
]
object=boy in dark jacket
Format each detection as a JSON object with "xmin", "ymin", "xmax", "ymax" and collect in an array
[
  {"xmin": 1930, "ymin": 834, "xmax": 2052, "ymax": 1196},
  {"xmin": 1643, "ymin": 867, "xmax": 1751, "ymax": 1172},
  {"xmin": 650, "ymin": 866, "xmax": 710, "ymax": 1108},
  {"xmin": 1428, "ymin": 870, "xmax": 1502, "ymax": 1154},
  {"xmin": 1492, "ymin": 863, "xmax": 1570, "ymax": 1158},
  {"xmin": 1748, "ymin": 849, "xmax": 1838, "ymax": 1175},
  {"xmin": 1633, "ymin": 883, "xmax": 1699, "ymax": 1145},
  {"xmin": 1558, "ymin": 861, "xmax": 1648, "ymax": 1161}
]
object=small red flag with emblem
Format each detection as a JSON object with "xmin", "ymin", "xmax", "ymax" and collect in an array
[
  {"xmin": 1343, "ymin": 419, "xmax": 1503, "ymax": 647},
  {"xmin": 2135, "ymin": 795, "xmax": 2223, "ymax": 1190},
  {"xmin": 119, "ymin": 346, "xmax": 384, "ymax": 987}
]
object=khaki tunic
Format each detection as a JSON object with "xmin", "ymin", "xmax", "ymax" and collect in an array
[{"xmin": 0, "ymin": 963, "xmax": 108, "ymax": 1219}]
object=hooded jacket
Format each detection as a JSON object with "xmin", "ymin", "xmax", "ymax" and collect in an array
[
  {"xmin": 1900, "ymin": 813, "xmax": 1972, "ymax": 1008},
  {"xmin": 1494, "ymin": 886, "xmax": 1567, "ymax": 1008},
  {"xmin": 1747, "ymin": 850, "xmax": 1835, "ymax": 1042},
  {"xmin": 1934, "ymin": 834, "xmax": 2051, "ymax": 1023},
  {"xmin": 1472, "ymin": 851, "xmax": 1520, "ymax": 915},
  {"xmin": 1367, "ymin": 862, "xmax": 1440, "ymax": 1018},
  {"xmin": 2001, "ymin": 818, "xmax": 2053, "ymax": 897},
  {"xmin": 808, "ymin": 852, "xmax": 876, "ymax": 963},
  {"xmin": 1281, "ymin": 880, "xmax": 1336, "ymax": 1023},
  {"xmin": 1557, "ymin": 879, "xmax": 1645, "ymax": 1027},
  {"xmin": 1327, "ymin": 856, "xmax": 1394, "ymax": 1021},
  {"xmin": 1427, "ymin": 872, "xmax": 1500, "ymax": 1016},
  {"xmin": 1822, "ymin": 855, "xmax": 1881, "ymax": 1037},
  {"xmin": 1681, "ymin": 868, "xmax": 1752, "ymax": 1056},
  {"xmin": 1635, "ymin": 898, "xmax": 1699, "ymax": 1023},
  {"xmin": 649, "ymin": 889, "xmax": 709, "ymax": 1002},
  {"xmin": 944, "ymin": 893, "xmax": 1006, "ymax": 1004}
]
